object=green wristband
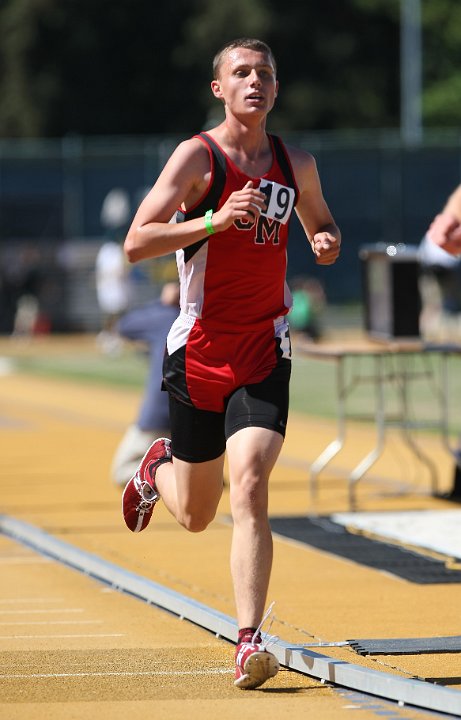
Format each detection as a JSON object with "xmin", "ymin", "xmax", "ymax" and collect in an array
[{"xmin": 204, "ymin": 209, "xmax": 215, "ymax": 235}]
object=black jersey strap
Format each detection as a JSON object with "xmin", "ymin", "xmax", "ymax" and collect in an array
[
  {"xmin": 178, "ymin": 132, "xmax": 227, "ymax": 262},
  {"xmin": 196, "ymin": 132, "xmax": 227, "ymax": 212},
  {"xmin": 268, "ymin": 134, "xmax": 299, "ymax": 206}
]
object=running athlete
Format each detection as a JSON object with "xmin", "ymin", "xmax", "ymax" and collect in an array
[{"xmin": 122, "ymin": 37, "xmax": 341, "ymax": 689}]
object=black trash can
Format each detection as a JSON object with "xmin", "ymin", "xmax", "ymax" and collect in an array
[{"xmin": 360, "ymin": 243, "xmax": 421, "ymax": 340}]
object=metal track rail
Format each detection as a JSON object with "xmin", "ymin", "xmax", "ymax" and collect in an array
[{"xmin": 1, "ymin": 514, "xmax": 460, "ymax": 717}]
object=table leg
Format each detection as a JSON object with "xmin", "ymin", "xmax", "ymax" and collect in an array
[
  {"xmin": 348, "ymin": 354, "xmax": 386, "ymax": 509},
  {"xmin": 309, "ymin": 356, "xmax": 346, "ymax": 501}
]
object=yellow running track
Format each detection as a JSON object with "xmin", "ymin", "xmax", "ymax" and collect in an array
[{"xmin": 0, "ymin": 335, "xmax": 460, "ymax": 720}]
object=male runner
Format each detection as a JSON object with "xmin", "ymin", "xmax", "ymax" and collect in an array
[{"xmin": 122, "ymin": 37, "xmax": 341, "ymax": 689}]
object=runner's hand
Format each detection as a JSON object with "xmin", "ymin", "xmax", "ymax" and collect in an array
[
  {"xmin": 428, "ymin": 212, "xmax": 461, "ymax": 256},
  {"xmin": 313, "ymin": 232, "xmax": 340, "ymax": 265},
  {"xmin": 212, "ymin": 181, "xmax": 266, "ymax": 230}
]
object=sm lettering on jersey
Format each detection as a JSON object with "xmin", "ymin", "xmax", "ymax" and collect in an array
[
  {"xmin": 233, "ymin": 179, "xmax": 296, "ymax": 245},
  {"xmin": 234, "ymin": 214, "xmax": 281, "ymax": 245}
]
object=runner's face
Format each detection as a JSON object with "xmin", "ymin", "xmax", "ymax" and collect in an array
[{"xmin": 212, "ymin": 48, "xmax": 278, "ymax": 116}]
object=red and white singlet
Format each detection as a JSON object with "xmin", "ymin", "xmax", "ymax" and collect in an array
[{"xmin": 164, "ymin": 132, "xmax": 299, "ymax": 412}]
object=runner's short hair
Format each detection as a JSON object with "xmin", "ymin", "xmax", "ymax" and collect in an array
[{"xmin": 212, "ymin": 38, "xmax": 277, "ymax": 79}]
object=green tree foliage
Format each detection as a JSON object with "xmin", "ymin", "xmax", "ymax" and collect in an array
[
  {"xmin": 0, "ymin": 0, "xmax": 460, "ymax": 137},
  {"xmin": 266, "ymin": 0, "xmax": 400, "ymax": 132},
  {"xmin": 170, "ymin": 0, "xmax": 401, "ymax": 132},
  {"xmin": 0, "ymin": 0, "xmax": 198, "ymax": 136},
  {"xmin": 423, "ymin": 0, "xmax": 461, "ymax": 126}
]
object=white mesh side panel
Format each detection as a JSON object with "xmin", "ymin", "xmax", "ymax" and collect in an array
[{"xmin": 175, "ymin": 242, "xmax": 209, "ymax": 320}]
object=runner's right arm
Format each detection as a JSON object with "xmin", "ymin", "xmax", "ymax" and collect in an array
[{"xmin": 125, "ymin": 139, "xmax": 266, "ymax": 263}]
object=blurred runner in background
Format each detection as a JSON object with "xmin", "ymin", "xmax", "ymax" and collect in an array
[
  {"xmin": 111, "ymin": 282, "xmax": 179, "ymax": 487},
  {"xmin": 95, "ymin": 188, "xmax": 132, "ymax": 355}
]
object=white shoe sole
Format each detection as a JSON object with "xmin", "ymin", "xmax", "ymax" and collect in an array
[{"xmin": 234, "ymin": 651, "xmax": 279, "ymax": 690}]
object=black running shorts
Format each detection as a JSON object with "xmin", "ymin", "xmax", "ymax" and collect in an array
[{"xmin": 168, "ymin": 354, "xmax": 291, "ymax": 463}]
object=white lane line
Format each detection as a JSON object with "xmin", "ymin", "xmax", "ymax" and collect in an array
[
  {"xmin": 0, "ymin": 598, "xmax": 64, "ymax": 604},
  {"xmin": 0, "ymin": 608, "xmax": 84, "ymax": 615},
  {"xmin": 0, "ymin": 669, "xmax": 233, "ymax": 679},
  {"xmin": 0, "ymin": 620, "xmax": 101, "ymax": 626},
  {"xmin": 0, "ymin": 557, "xmax": 50, "ymax": 564},
  {"xmin": 0, "ymin": 633, "xmax": 124, "ymax": 639}
]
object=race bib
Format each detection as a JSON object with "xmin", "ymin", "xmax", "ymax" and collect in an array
[{"xmin": 258, "ymin": 179, "xmax": 295, "ymax": 225}]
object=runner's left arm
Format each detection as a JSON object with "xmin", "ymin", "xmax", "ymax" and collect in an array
[{"xmin": 288, "ymin": 147, "xmax": 341, "ymax": 266}]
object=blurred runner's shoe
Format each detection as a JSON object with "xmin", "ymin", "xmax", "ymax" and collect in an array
[{"xmin": 122, "ymin": 437, "xmax": 172, "ymax": 532}]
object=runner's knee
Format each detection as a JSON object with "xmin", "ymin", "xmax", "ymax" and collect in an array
[
  {"xmin": 230, "ymin": 471, "xmax": 269, "ymax": 519},
  {"xmin": 177, "ymin": 505, "xmax": 216, "ymax": 533}
]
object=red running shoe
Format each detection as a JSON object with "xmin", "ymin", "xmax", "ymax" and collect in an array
[
  {"xmin": 234, "ymin": 641, "xmax": 279, "ymax": 689},
  {"xmin": 122, "ymin": 437, "xmax": 172, "ymax": 533}
]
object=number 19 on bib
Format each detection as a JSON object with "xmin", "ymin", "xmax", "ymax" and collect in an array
[{"xmin": 258, "ymin": 179, "xmax": 295, "ymax": 225}]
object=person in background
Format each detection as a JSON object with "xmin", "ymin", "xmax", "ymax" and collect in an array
[
  {"xmin": 10, "ymin": 246, "xmax": 44, "ymax": 339},
  {"xmin": 121, "ymin": 37, "xmax": 341, "ymax": 689},
  {"xmin": 426, "ymin": 183, "xmax": 461, "ymax": 498},
  {"xmin": 111, "ymin": 282, "xmax": 180, "ymax": 487},
  {"xmin": 418, "ymin": 231, "xmax": 461, "ymax": 340},
  {"xmin": 95, "ymin": 188, "xmax": 132, "ymax": 355},
  {"xmin": 427, "ymin": 184, "xmax": 461, "ymax": 257},
  {"xmin": 423, "ymin": 184, "xmax": 461, "ymax": 339},
  {"xmin": 289, "ymin": 275, "xmax": 326, "ymax": 343}
]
